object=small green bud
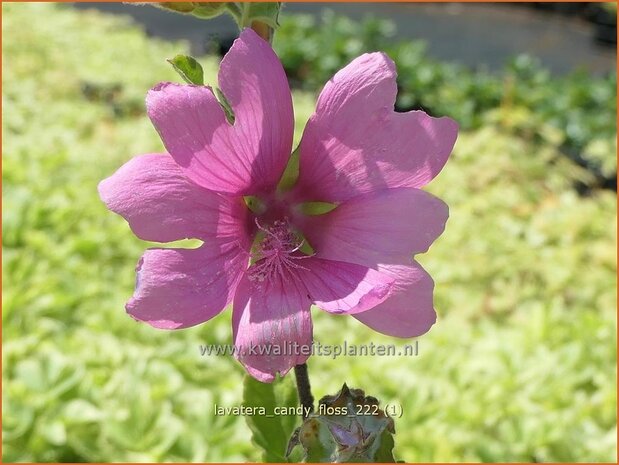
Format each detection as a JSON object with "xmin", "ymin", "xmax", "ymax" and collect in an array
[{"xmin": 287, "ymin": 384, "xmax": 397, "ymax": 463}]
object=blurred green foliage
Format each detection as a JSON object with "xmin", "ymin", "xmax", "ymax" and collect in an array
[
  {"xmin": 274, "ymin": 11, "xmax": 617, "ymax": 186},
  {"xmin": 2, "ymin": 3, "xmax": 617, "ymax": 463}
]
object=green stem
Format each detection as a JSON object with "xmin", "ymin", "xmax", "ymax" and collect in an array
[
  {"xmin": 239, "ymin": 2, "xmax": 250, "ymax": 28},
  {"xmin": 294, "ymin": 363, "xmax": 314, "ymax": 418}
]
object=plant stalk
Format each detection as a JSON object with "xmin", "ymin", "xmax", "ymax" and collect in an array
[{"xmin": 294, "ymin": 363, "xmax": 314, "ymax": 417}]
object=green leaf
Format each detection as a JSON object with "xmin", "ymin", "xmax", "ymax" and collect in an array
[
  {"xmin": 167, "ymin": 55, "xmax": 204, "ymax": 85},
  {"xmin": 191, "ymin": 3, "xmax": 228, "ymax": 19},
  {"xmin": 41, "ymin": 420, "xmax": 67, "ymax": 446},
  {"xmin": 214, "ymin": 87, "xmax": 235, "ymax": 124},
  {"xmin": 150, "ymin": 2, "xmax": 228, "ymax": 19},
  {"xmin": 373, "ymin": 429, "xmax": 396, "ymax": 463},
  {"xmin": 243, "ymin": 375, "xmax": 299, "ymax": 463},
  {"xmin": 62, "ymin": 399, "xmax": 103, "ymax": 424},
  {"xmin": 153, "ymin": 2, "xmax": 196, "ymax": 14},
  {"xmin": 223, "ymin": 3, "xmax": 242, "ymax": 23}
]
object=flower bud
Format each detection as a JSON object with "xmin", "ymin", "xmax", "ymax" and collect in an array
[{"xmin": 287, "ymin": 384, "xmax": 396, "ymax": 462}]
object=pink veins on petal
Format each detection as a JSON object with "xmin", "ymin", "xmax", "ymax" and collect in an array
[{"xmin": 98, "ymin": 28, "xmax": 458, "ymax": 382}]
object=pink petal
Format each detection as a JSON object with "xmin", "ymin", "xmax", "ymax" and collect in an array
[
  {"xmin": 353, "ymin": 262, "xmax": 437, "ymax": 338},
  {"xmin": 294, "ymin": 52, "xmax": 458, "ymax": 202},
  {"xmin": 146, "ymin": 29, "xmax": 293, "ymax": 195},
  {"xmin": 300, "ymin": 187, "xmax": 448, "ymax": 266},
  {"xmin": 232, "ymin": 273, "xmax": 312, "ymax": 382},
  {"xmin": 98, "ymin": 153, "xmax": 249, "ymax": 243},
  {"xmin": 298, "ymin": 257, "xmax": 395, "ymax": 314},
  {"xmin": 218, "ymin": 29, "xmax": 295, "ymax": 188},
  {"xmin": 127, "ymin": 241, "xmax": 248, "ymax": 329}
]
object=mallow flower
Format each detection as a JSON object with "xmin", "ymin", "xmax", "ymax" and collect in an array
[{"xmin": 99, "ymin": 29, "xmax": 457, "ymax": 382}]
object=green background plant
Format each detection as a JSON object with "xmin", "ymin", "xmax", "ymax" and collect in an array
[
  {"xmin": 274, "ymin": 11, "xmax": 617, "ymax": 188},
  {"xmin": 2, "ymin": 3, "xmax": 616, "ymax": 462}
]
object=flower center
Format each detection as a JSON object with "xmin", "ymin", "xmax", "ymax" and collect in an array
[{"xmin": 248, "ymin": 219, "xmax": 312, "ymax": 282}]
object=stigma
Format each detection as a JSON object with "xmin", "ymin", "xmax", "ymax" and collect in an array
[{"xmin": 248, "ymin": 219, "xmax": 312, "ymax": 282}]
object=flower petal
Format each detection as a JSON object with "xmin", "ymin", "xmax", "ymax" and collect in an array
[
  {"xmin": 98, "ymin": 153, "xmax": 249, "ymax": 243},
  {"xmin": 353, "ymin": 262, "xmax": 437, "ymax": 338},
  {"xmin": 232, "ymin": 273, "xmax": 312, "ymax": 382},
  {"xmin": 127, "ymin": 241, "xmax": 247, "ymax": 329},
  {"xmin": 218, "ymin": 28, "xmax": 295, "ymax": 189},
  {"xmin": 300, "ymin": 187, "xmax": 448, "ymax": 266},
  {"xmin": 298, "ymin": 257, "xmax": 394, "ymax": 315},
  {"xmin": 294, "ymin": 52, "xmax": 457, "ymax": 202},
  {"xmin": 146, "ymin": 29, "xmax": 293, "ymax": 195}
]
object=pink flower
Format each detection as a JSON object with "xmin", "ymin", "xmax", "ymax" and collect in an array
[{"xmin": 99, "ymin": 29, "xmax": 457, "ymax": 382}]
